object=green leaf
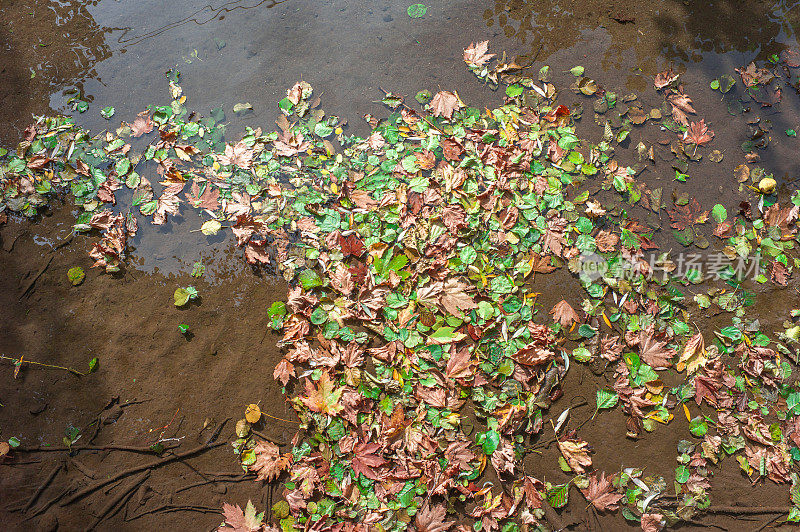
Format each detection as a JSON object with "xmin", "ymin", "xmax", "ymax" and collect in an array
[
  {"xmin": 299, "ymin": 269, "xmax": 322, "ymax": 290},
  {"xmin": 7, "ymin": 436, "xmax": 20, "ymax": 448},
  {"xmin": 596, "ymin": 389, "xmax": 619, "ymax": 410},
  {"xmin": 787, "ymin": 129, "xmax": 797, "ymax": 137},
  {"xmin": 689, "ymin": 416, "xmax": 708, "ymax": 437},
  {"xmin": 314, "ymin": 122, "xmax": 334, "ymax": 138},
  {"xmin": 570, "ymin": 66, "xmax": 584, "ymax": 77},
  {"xmin": 505, "ymin": 84, "xmax": 524, "ymax": 98},
  {"xmin": 578, "ymin": 324, "xmax": 596, "ymax": 338},
  {"xmin": 415, "ymin": 90, "xmax": 432, "ymax": 104},
  {"xmin": 711, "ymin": 204, "xmax": 727, "ymax": 223},
  {"xmin": 177, "ymin": 324, "xmax": 190, "ymax": 334},
  {"xmin": 100, "ymin": 106, "xmax": 115, "ymax": 119},
  {"xmin": 88, "ymin": 357, "xmax": 99, "ymax": 373},
  {"xmin": 675, "ymin": 465, "xmax": 690, "ymax": 483},
  {"xmin": 481, "ymin": 430, "xmax": 500, "ymax": 454},
  {"xmin": 709, "ymin": 79, "xmax": 720, "ymax": 90},
  {"xmin": 547, "ymin": 484, "xmax": 569, "ymax": 508},
  {"xmin": 407, "ymin": 3, "xmax": 427, "ymax": 18},
  {"xmin": 233, "ymin": 102, "xmax": 253, "ymax": 113},
  {"xmin": 67, "ymin": 266, "xmax": 85, "ymax": 286}
]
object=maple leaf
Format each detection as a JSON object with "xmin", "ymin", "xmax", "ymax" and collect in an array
[
  {"xmin": 677, "ymin": 332, "xmax": 706, "ymax": 374},
  {"xmin": 463, "ymin": 41, "xmax": 496, "ymax": 67},
  {"xmin": 634, "ymin": 327, "xmax": 676, "ymax": 369},
  {"xmin": 580, "ymin": 471, "xmax": 623, "ymax": 512},
  {"xmin": 351, "ymin": 441, "xmax": 388, "ymax": 480},
  {"xmin": 273, "ymin": 357, "xmax": 295, "ymax": 386},
  {"xmin": 771, "ymin": 260, "xmax": 789, "ymax": 286},
  {"xmin": 595, "ymin": 230, "xmax": 619, "ymax": 252},
  {"xmin": 668, "ymin": 198, "xmax": 708, "ymax": 231},
  {"xmin": 219, "ymin": 500, "xmax": 264, "ymax": 532},
  {"xmin": 440, "ymin": 138, "xmax": 464, "ymax": 161},
  {"xmin": 250, "ymin": 441, "xmax": 291, "ymax": 482},
  {"xmin": 666, "ymin": 92, "xmax": 696, "ymax": 126},
  {"xmin": 441, "ymin": 204, "xmax": 467, "ymax": 233},
  {"xmin": 693, "ymin": 374, "xmax": 718, "ymax": 406},
  {"xmin": 274, "ymin": 130, "xmax": 311, "ymax": 157},
  {"xmin": 330, "ymin": 263, "xmax": 354, "ymax": 295},
  {"xmin": 130, "ymin": 111, "xmax": 154, "ymax": 137},
  {"xmin": 153, "ymin": 192, "xmax": 180, "ymax": 225},
  {"xmin": 446, "ymin": 346, "xmax": 473, "ymax": 380},
  {"xmin": 185, "ymin": 181, "xmax": 220, "ymax": 210},
  {"xmin": 491, "ymin": 437, "xmax": 516, "ymax": 475},
  {"xmin": 415, "ymin": 504, "xmax": 455, "ymax": 532},
  {"xmin": 530, "ymin": 253, "xmax": 556, "ymax": 274},
  {"xmin": 219, "ymin": 141, "xmax": 253, "ymax": 169},
  {"xmin": 653, "ymin": 69, "xmax": 679, "ymax": 90},
  {"xmin": 440, "ymin": 278, "xmax": 478, "ymax": 316},
  {"xmin": 444, "ymin": 439, "xmax": 476, "ymax": 470},
  {"xmin": 339, "ymin": 233, "xmax": 365, "ymax": 257},
  {"xmin": 299, "ymin": 372, "xmax": 344, "ymax": 416},
  {"xmin": 640, "ymin": 512, "xmax": 665, "ymax": 532},
  {"xmin": 683, "ymin": 119, "xmax": 714, "ymax": 146},
  {"xmin": 244, "ymin": 241, "xmax": 270, "ymax": 265},
  {"xmin": 550, "ymin": 300, "xmax": 580, "ymax": 327},
  {"xmin": 429, "ymin": 91, "xmax": 461, "ymax": 119},
  {"xmin": 557, "ymin": 438, "xmax": 592, "ymax": 474}
]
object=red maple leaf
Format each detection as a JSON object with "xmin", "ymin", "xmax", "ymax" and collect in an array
[
  {"xmin": 250, "ymin": 441, "xmax": 292, "ymax": 482},
  {"xmin": 668, "ymin": 198, "xmax": 708, "ymax": 231},
  {"xmin": 351, "ymin": 441, "xmax": 387, "ymax": 480},
  {"xmin": 339, "ymin": 233, "xmax": 365, "ymax": 257},
  {"xmin": 185, "ymin": 181, "xmax": 220, "ymax": 210},
  {"xmin": 580, "ymin": 471, "xmax": 624, "ymax": 512},
  {"xmin": 683, "ymin": 119, "xmax": 714, "ymax": 146}
]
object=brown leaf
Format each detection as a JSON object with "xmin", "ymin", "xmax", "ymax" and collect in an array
[
  {"xmin": 299, "ymin": 372, "xmax": 344, "ymax": 416},
  {"xmin": 446, "ymin": 346, "xmax": 473, "ymax": 380},
  {"xmin": 463, "ymin": 41, "xmax": 495, "ymax": 67},
  {"xmin": 683, "ymin": 119, "xmax": 714, "ymax": 146},
  {"xmin": 273, "ymin": 358, "xmax": 295, "ymax": 386},
  {"xmin": 771, "ymin": 260, "xmax": 789, "ymax": 286},
  {"xmin": 219, "ymin": 141, "xmax": 253, "ymax": 168},
  {"xmin": 330, "ymin": 264, "xmax": 354, "ymax": 295},
  {"xmin": 429, "ymin": 91, "xmax": 461, "ymax": 119},
  {"xmin": 130, "ymin": 111, "xmax": 154, "ymax": 137},
  {"xmin": 595, "ymin": 230, "xmax": 619, "ymax": 252},
  {"xmin": 640, "ymin": 512, "xmax": 665, "ymax": 532},
  {"xmin": 339, "ymin": 233, "xmax": 365, "ymax": 257},
  {"xmin": 415, "ymin": 504, "xmax": 455, "ymax": 532},
  {"xmin": 250, "ymin": 441, "xmax": 292, "ymax": 482},
  {"xmin": 668, "ymin": 198, "xmax": 707, "ymax": 231},
  {"xmin": 635, "ymin": 327, "xmax": 676, "ymax": 369},
  {"xmin": 439, "ymin": 278, "xmax": 478, "ymax": 316},
  {"xmin": 580, "ymin": 471, "xmax": 623, "ymax": 512},
  {"xmin": 185, "ymin": 181, "xmax": 220, "ymax": 210},
  {"xmin": 440, "ymin": 138, "xmax": 464, "ymax": 161},
  {"xmin": 219, "ymin": 501, "xmax": 264, "ymax": 532},
  {"xmin": 351, "ymin": 441, "xmax": 387, "ymax": 480},
  {"xmin": 557, "ymin": 438, "xmax": 592, "ymax": 474},
  {"xmin": 653, "ymin": 69, "xmax": 679, "ymax": 90},
  {"xmin": 550, "ymin": 300, "xmax": 580, "ymax": 327}
]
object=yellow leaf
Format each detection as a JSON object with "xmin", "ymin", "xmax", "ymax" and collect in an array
[
  {"xmin": 601, "ymin": 312, "xmax": 612, "ymax": 329},
  {"xmin": 683, "ymin": 403, "xmax": 691, "ymax": 423},
  {"xmin": 245, "ymin": 404, "xmax": 261, "ymax": 423}
]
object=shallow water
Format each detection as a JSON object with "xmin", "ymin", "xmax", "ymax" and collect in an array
[
  {"xmin": 4, "ymin": 0, "xmax": 800, "ymax": 280},
  {"xmin": 3, "ymin": 1, "xmax": 800, "ymax": 530}
]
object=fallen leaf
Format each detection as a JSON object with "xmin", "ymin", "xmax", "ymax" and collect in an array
[
  {"xmin": 429, "ymin": 91, "xmax": 461, "ymax": 119},
  {"xmin": 299, "ymin": 372, "xmax": 344, "ymax": 416},
  {"xmin": 415, "ymin": 504, "xmax": 455, "ymax": 532},
  {"xmin": 580, "ymin": 471, "xmax": 623, "ymax": 511},
  {"xmin": 219, "ymin": 500, "xmax": 264, "ymax": 532},
  {"xmin": 551, "ymin": 300, "xmax": 580, "ymax": 327},
  {"xmin": 557, "ymin": 438, "xmax": 592, "ymax": 474},
  {"xmin": 463, "ymin": 41, "xmax": 496, "ymax": 67}
]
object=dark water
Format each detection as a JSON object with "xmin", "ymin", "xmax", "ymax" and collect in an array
[{"xmin": 3, "ymin": 0, "xmax": 800, "ymax": 278}]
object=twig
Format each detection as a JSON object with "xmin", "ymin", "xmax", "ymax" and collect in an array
[
  {"xmin": 27, "ymin": 480, "xmax": 78, "ymax": 518},
  {"xmin": 252, "ymin": 429, "xmax": 288, "ymax": 446},
  {"xmin": 175, "ymin": 473, "xmax": 254, "ymax": 493},
  {"xmin": 0, "ymin": 354, "xmax": 92, "ymax": 377},
  {"xmin": 125, "ymin": 504, "xmax": 221, "ymax": 521},
  {"xmin": 22, "ymin": 463, "xmax": 62, "ymax": 512},
  {"xmin": 661, "ymin": 502, "xmax": 791, "ymax": 515},
  {"xmin": 87, "ymin": 470, "xmax": 150, "ymax": 530},
  {"xmin": 16, "ymin": 443, "xmax": 179, "ymax": 454},
  {"xmin": 19, "ymin": 255, "xmax": 53, "ymax": 299},
  {"xmin": 59, "ymin": 439, "xmax": 226, "ymax": 507}
]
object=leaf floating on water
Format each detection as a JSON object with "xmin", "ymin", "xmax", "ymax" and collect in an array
[
  {"xmin": 201, "ymin": 219, "xmax": 222, "ymax": 235},
  {"xmin": 67, "ymin": 266, "xmax": 85, "ymax": 286},
  {"xmin": 233, "ymin": 102, "xmax": 253, "ymax": 113},
  {"xmin": 244, "ymin": 403, "xmax": 262, "ymax": 423},
  {"xmin": 406, "ymin": 3, "xmax": 427, "ymax": 18}
]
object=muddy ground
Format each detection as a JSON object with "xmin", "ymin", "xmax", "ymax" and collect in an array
[{"xmin": 2, "ymin": 0, "xmax": 800, "ymax": 530}]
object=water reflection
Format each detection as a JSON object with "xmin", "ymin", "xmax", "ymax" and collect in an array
[
  {"xmin": 0, "ymin": 0, "xmax": 113, "ymax": 143},
  {"xmin": 485, "ymin": 0, "xmax": 800, "ymax": 72}
]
